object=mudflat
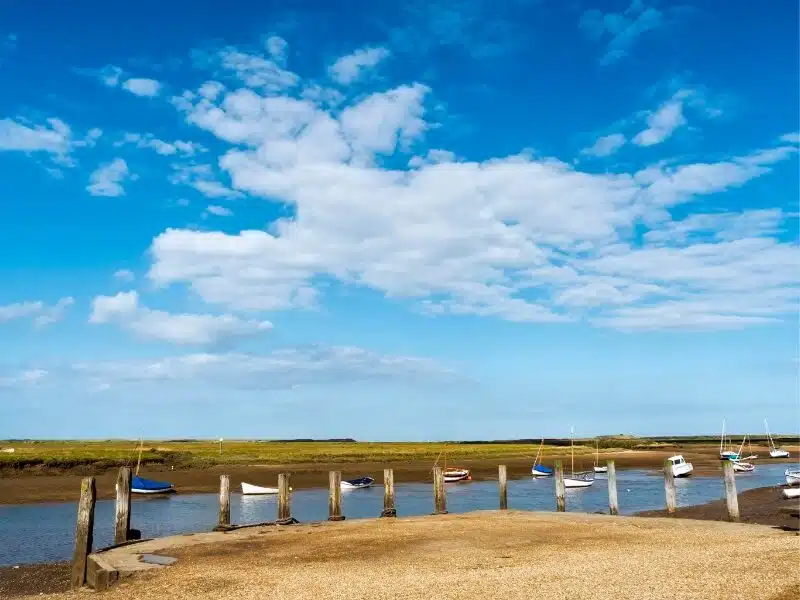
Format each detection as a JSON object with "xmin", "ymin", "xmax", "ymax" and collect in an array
[
  {"xmin": 17, "ymin": 511, "xmax": 800, "ymax": 600},
  {"xmin": 0, "ymin": 444, "xmax": 767, "ymax": 504}
]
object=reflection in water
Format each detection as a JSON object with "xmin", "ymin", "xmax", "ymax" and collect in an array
[{"xmin": 0, "ymin": 462, "xmax": 793, "ymax": 566}]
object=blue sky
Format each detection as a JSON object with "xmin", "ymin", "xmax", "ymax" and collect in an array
[{"xmin": 0, "ymin": 0, "xmax": 798, "ymax": 440}]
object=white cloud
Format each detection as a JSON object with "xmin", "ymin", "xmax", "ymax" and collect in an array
[
  {"xmin": 89, "ymin": 291, "xmax": 273, "ymax": 345},
  {"xmin": 0, "ymin": 117, "xmax": 71, "ymax": 156},
  {"xmin": 145, "ymin": 43, "xmax": 799, "ymax": 332},
  {"xmin": 217, "ymin": 47, "xmax": 299, "ymax": 92},
  {"xmin": 87, "ymin": 158, "xmax": 131, "ymax": 197},
  {"xmin": 265, "ymin": 36, "xmax": 288, "ymax": 64},
  {"xmin": 780, "ymin": 132, "xmax": 800, "ymax": 144},
  {"xmin": 122, "ymin": 77, "xmax": 162, "ymax": 97},
  {"xmin": 170, "ymin": 164, "xmax": 243, "ymax": 198},
  {"xmin": 0, "ymin": 368, "xmax": 48, "ymax": 389},
  {"xmin": 115, "ymin": 132, "xmax": 204, "ymax": 157},
  {"xmin": 329, "ymin": 46, "xmax": 390, "ymax": 85},
  {"xmin": 113, "ymin": 269, "xmax": 135, "ymax": 282},
  {"xmin": 633, "ymin": 93, "xmax": 687, "ymax": 147},
  {"xmin": 582, "ymin": 133, "xmax": 626, "ymax": 157},
  {"xmin": 205, "ymin": 205, "xmax": 233, "ymax": 217},
  {"xmin": 0, "ymin": 297, "xmax": 73, "ymax": 328},
  {"xmin": 579, "ymin": 1, "xmax": 665, "ymax": 65}
]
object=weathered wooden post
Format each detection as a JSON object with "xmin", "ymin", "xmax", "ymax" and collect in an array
[
  {"xmin": 722, "ymin": 461, "xmax": 740, "ymax": 522},
  {"xmin": 218, "ymin": 475, "xmax": 231, "ymax": 529},
  {"xmin": 498, "ymin": 464, "xmax": 508, "ymax": 510},
  {"xmin": 554, "ymin": 460, "xmax": 566, "ymax": 512},
  {"xmin": 113, "ymin": 467, "xmax": 131, "ymax": 544},
  {"xmin": 277, "ymin": 473, "xmax": 292, "ymax": 523},
  {"xmin": 328, "ymin": 471, "xmax": 344, "ymax": 521},
  {"xmin": 381, "ymin": 468, "xmax": 396, "ymax": 517},
  {"xmin": 664, "ymin": 458, "xmax": 676, "ymax": 515},
  {"xmin": 433, "ymin": 466, "xmax": 447, "ymax": 514},
  {"xmin": 71, "ymin": 477, "xmax": 96, "ymax": 589},
  {"xmin": 607, "ymin": 460, "xmax": 619, "ymax": 516}
]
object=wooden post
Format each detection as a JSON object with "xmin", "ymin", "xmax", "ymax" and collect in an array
[
  {"xmin": 381, "ymin": 468, "xmax": 396, "ymax": 517},
  {"xmin": 498, "ymin": 464, "xmax": 508, "ymax": 510},
  {"xmin": 722, "ymin": 461, "xmax": 740, "ymax": 522},
  {"xmin": 113, "ymin": 467, "xmax": 131, "ymax": 545},
  {"xmin": 328, "ymin": 471, "xmax": 344, "ymax": 521},
  {"xmin": 433, "ymin": 466, "xmax": 447, "ymax": 514},
  {"xmin": 277, "ymin": 473, "xmax": 292, "ymax": 523},
  {"xmin": 71, "ymin": 477, "xmax": 96, "ymax": 589},
  {"xmin": 607, "ymin": 460, "xmax": 619, "ymax": 516},
  {"xmin": 218, "ymin": 475, "xmax": 231, "ymax": 528},
  {"xmin": 664, "ymin": 458, "xmax": 676, "ymax": 515},
  {"xmin": 554, "ymin": 460, "xmax": 566, "ymax": 512}
]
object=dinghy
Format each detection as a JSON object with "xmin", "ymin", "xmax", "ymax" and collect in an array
[
  {"xmin": 341, "ymin": 476, "xmax": 374, "ymax": 489},
  {"xmin": 241, "ymin": 482, "xmax": 280, "ymax": 495},
  {"xmin": 785, "ymin": 469, "xmax": 800, "ymax": 486},
  {"xmin": 593, "ymin": 439, "xmax": 608, "ymax": 473},
  {"xmin": 443, "ymin": 468, "xmax": 471, "ymax": 482},
  {"xmin": 765, "ymin": 419, "xmax": 791, "ymax": 458},
  {"xmin": 531, "ymin": 438, "xmax": 553, "ymax": 477},
  {"xmin": 564, "ymin": 427, "xmax": 594, "ymax": 488},
  {"xmin": 782, "ymin": 487, "xmax": 800, "ymax": 499},
  {"xmin": 731, "ymin": 460, "xmax": 755, "ymax": 473},
  {"xmin": 667, "ymin": 454, "xmax": 694, "ymax": 478},
  {"xmin": 132, "ymin": 475, "xmax": 175, "ymax": 494}
]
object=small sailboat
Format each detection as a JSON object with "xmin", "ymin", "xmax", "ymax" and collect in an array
[
  {"xmin": 341, "ymin": 476, "xmax": 374, "ymax": 489},
  {"xmin": 564, "ymin": 427, "xmax": 594, "ymax": 489},
  {"xmin": 731, "ymin": 436, "xmax": 755, "ymax": 472},
  {"xmin": 130, "ymin": 439, "xmax": 174, "ymax": 495},
  {"xmin": 531, "ymin": 438, "xmax": 553, "ymax": 477},
  {"xmin": 765, "ymin": 419, "xmax": 790, "ymax": 459},
  {"xmin": 593, "ymin": 439, "xmax": 608, "ymax": 474},
  {"xmin": 785, "ymin": 469, "xmax": 800, "ymax": 486},
  {"xmin": 240, "ymin": 482, "xmax": 280, "ymax": 495},
  {"xmin": 719, "ymin": 419, "xmax": 740, "ymax": 460},
  {"xmin": 667, "ymin": 454, "xmax": 694, "ymax": 478},
  {"xmin": 436, "ymin": 444, "xmax": 471, "ymax": 482}
]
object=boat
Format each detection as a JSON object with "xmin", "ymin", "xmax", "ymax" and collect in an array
[
  {"xmin": 765, "ymin": 419, "xmax": 790, "ymax": 459},
  {"xmin": 531, "ymin": 438, "xmax": 553, "ymax": 477},
  {"xmin": 785, "ymin": 469, "xmax": 800, "ymax": 486},
  {"xmin": 131, "ymin": 439, "xmax": 174, "ymax": 495},
  {"xmin": 782, "ymin": 487, "xmax": 800, "ymax": 499},
  {"xmin": 341, "ymin": 477, "xmax": 374, "ymax": 489},
  {"xmin": 667, "ymin": 454, "xmax": 694, "ymax": 478},
  {"xmin": 443, "ymin": 468, "xmax": 471, "ymax": 482},
  {"xmin": 593, "ymin": 439, "xmax": 608, "ymax": 473},
  {"xmin": 731, "ymin": 460, "xmax": 755, "ymax": 473},
  {"xmin": 240, "ymin": 482, "xmax": 280, "ymax": 495},
  {"xmin": 719, "ymin": 419, "xmax": 740, "ymax": 460},
  {"xmin": 737, "ymin": 434, "xmax": 758, "ymax": 461},
  {"xmin": 564, "ymin": 427, "xmax": 594, "ymax": 489}
]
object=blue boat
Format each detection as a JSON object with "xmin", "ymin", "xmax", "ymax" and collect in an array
[
  {"xmin": 340, "ymin": 476, "xmax": 374, "ymax": 489},
  {"xmin": 131, "ymin": 475, "xmax": 175, "ymax": 494},
  {"xmin": 532, "ymin": 464, "xmax": 553, "ymax": 477}
]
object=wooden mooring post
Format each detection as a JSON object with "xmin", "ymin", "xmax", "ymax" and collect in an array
[
  {"xmin": 554, "ymin": 460, "xmax": 566, "ymax": 512},
  {"xmin": 664, "ymin": 458, "xmax": 676, "ymax": 515},
  {"xmin": 328, "ymin": 471, "xmax": 345, "ymax": 521},
  {"xmin": 433, "ymin": 466, "xmax": 447, "ymax": 514},
  {"xmin": 218, "ymin": 475, "xmax": 231, "ymax": 529},
  {"xmin": 277, "ymin": 473, "xmax": 293, "ymax": 524},
  {"xmin": 71, "ymin": 477, "xmax": 96, "ymax": 589},
  {"xmin": 722, "ymin": 461, "xmax": 740, "ymax": 522},
  {"xmin": 381, "ymin": 468, "xmax": 396, "ymax": 517},
  {"xmin": 498, "ymin": 465, "xmax": 508, "ymax": 510},
  {"xmin": 607, "ymin": 460, "xmax": 619, "ymax": 515},
  {"xmin": 113, "ymin": 467, "xmax": 131, "ymax": 544}
]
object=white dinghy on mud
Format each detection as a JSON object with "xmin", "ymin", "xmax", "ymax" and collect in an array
[{"xmin": 240, "ymin": 482, "xmax": 280, "ymax": 495}]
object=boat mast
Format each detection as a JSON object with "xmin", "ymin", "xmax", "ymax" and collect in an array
[
  {"xmin": 534, "ymin": 438, "xmax": 543, "ymax": 466},
  {"xmin": 570, "ymin": 426, "xmax": 575, "ymax": 476},
  {"xmin": 594, "ymin": 439, "xmax": 599, "ymax": 468},
  {"xmin": 135, "ymin": 438, "xmax": 143, "ymax": 476},
  {"xmin": 720, "ymin": 419, "xmax": 725, "ymax": 455},
  {"xmin": 736, "ymin": 434, "xmax": 746, "ymax": 460},
  {"xmin": 765, "ymin": 419, "xmax": 775, "ymax": 451}
]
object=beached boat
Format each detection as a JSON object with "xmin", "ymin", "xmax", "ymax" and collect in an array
[
  {"xmin": 132, "ymin": 475, "xmax": 175, "ymax": 494},
  {"xmin": 240, "ymin": 482, "xmax": 280, "ymax": 495},
  {"xmin": 593, "ymin": 439, "xmax": 608, "ymax": 473},
  {"xmin": 782, "ymin": 487, "xmax": 800, "ymax": 499},
  {"xmin": 765, "ymin": 419, "xmax": 790, "ymax": 459},
  {"xmin": 731, "ymin": 460, "xmax": 755, "ymax": 473},
  {"xmin": 667, "ymin": 454, "xmax": 694, "ymax": 478},
  {"xmin": 341, "ymin": 477, "xmax": 374, "ymax": 489},
  {"xmin": 785, "ymin": 469, "xmax": 800, "ymax": 486},
  {"xmin": 531, "ymin": 438, "xmax": 553, "ymax": 477},
  {"xmin": 564, "ymin": 427, "xmax": 594, "ymax": 489},
  {"xmin": 719, "ymin": 419, "xmax": 740, "ymax": 460},
  {"xmin": 443, "ymin": 468, "xmax": 471, "ymax": 482}
]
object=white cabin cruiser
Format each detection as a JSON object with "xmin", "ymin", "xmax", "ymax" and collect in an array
[{"xmin": 667, "ymin": 455, "xmax": 693, "ymax": 478}]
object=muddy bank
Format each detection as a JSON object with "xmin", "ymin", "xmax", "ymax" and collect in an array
[
  {"xmin": 638, "ymin": 485, "xmax": 800, "ymax": 531},
  {"xmin": 0, "ymin": 562, "xmax": 69, "ymax": 598},
  {"xmin": 0, "ymin": 445, "xmax": 746, "ymax": 505}
]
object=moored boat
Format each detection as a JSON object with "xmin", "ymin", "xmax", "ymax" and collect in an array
[
  {"xmin": 132, "ymin": 475, "xmax": 175, "ymax": 494},
  {"xmin": 565, "ymin": 427, "xmax": 594, "ymax": 488},
  {"xmin": 241, "ymin": 482, "xmax": 280, "ymax": 495},
  {"xmin": 341, "ymin": 477, "xmax": 374, "ymax": 489},
  {"xmin": 785, "ymin": 469, "xmax": 800, "ymax": 486},
  {"xmin": 531, "ymin": 438, "xmax": 553, "ymax": 477},
  {"xmin": 667, "ymin": 454, "xmax": 694, "ymax": 478},
  {"xmin": 731, "ymin": 460, "xmax": 755, "ymax": 473},
  {"xmin": 443, "ymin": 468, "xmax": 471, "ymax": 482},
  {"xmin": 765, "ymin": 419, "xmax": 791, "ymax": 458},
  {"xmin": 593, "ymin": 439, "xmax": 607, "ymax": 473}
]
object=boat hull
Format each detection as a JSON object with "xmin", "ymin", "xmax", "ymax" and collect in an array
[
  {"xmin": 593, "ymin": 466, "xmax": 608, "ymax": 473},
  {"xmin": 782, "ymin": 487, "xmax": 800, "ymax": 499},
  {"xmin": 731, "ymin": 461, "xmax": 755, "ymax": 472},
  {"xmin": 443, "ymin": 469, "xmax": 471, "ymax": 482},
  {"xmin": 131, "ymin": 475, "xmax": 174, "ymax": 495},
  {"xmin": 341, "ymin": 477, "xmax": 374, "ymax": 489},
  {"xmin": 241, "ymin": 482, "xmax": 280, "ymax": 495},
  {"xmin": 785, "ymin": 470, "xmax": 800, "ymax": 486},
  {"xmin": 771, "ymin": 449, "xmax": 790, "ymax": 459},
  {"xmin": 564, "ymin": 478, "xmax": 594, "ymax": 488},
  {"xmin": 531, "ymin": 466, "xmax": 553, "ymax": 477}
]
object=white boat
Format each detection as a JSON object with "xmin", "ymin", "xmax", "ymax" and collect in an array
[
  {"xmin": 785, "ymin": 469, "xmax": 800, "ymax": 486},
  {"xmin": 531, "ymin": 438, "xmax": 553, "ymax": 477},
  {"xmin": 241, "ymin": 482, "xmax": 280, "ymax": 495},
  {"xmin": 782, "ymin": 487, "xmax": 800, "ymax": 499},
  {"xmin": 340, "ymin": 477, "xmax": 374, "ymax": 489},
  {"xmin": 765, "ymin": 419, "xmax": 790, "ymax": 458},
  {"xmin": 443, "ymin": 468, "xmax": 471, "ymax": 482},
  {"xmin": 667, "ymin": 454, "xmax": 694, "ymax": 478},
  {"xmin": 593, "ymin": 439, "xmax": 607, "ymax": 473},
  {"xmin": 564, "ymin": 427, "xmax": 594, "ymax": 488},
  {"xmin": 731, "ymin": 460, "xmax": 755, "ymax": 473},
  {"xmin": 719, "ymin": 419, "xmax": 740, "ymax": 460}
]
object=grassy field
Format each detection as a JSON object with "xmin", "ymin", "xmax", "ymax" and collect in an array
[{"xmin": 1, "ymin": 435, "xmax": 796, "ymax": 471}]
